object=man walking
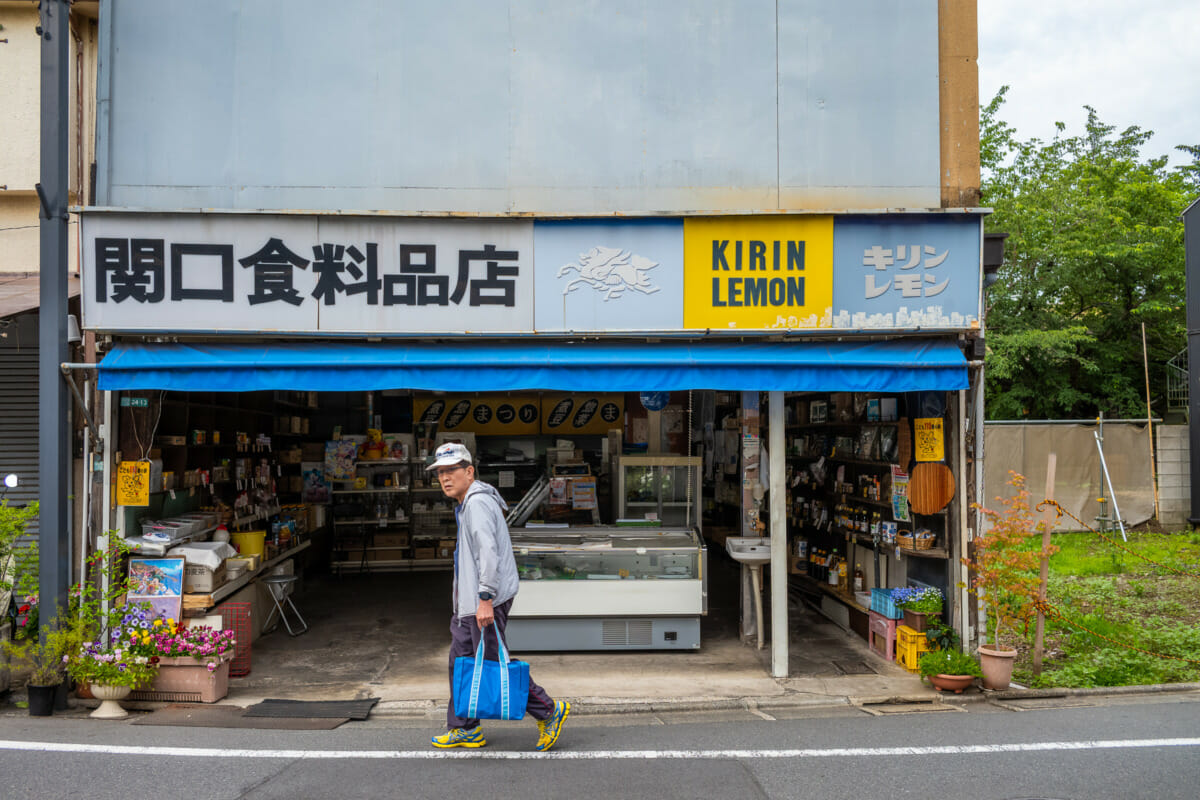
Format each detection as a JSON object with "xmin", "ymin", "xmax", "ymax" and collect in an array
[{"xmin": 428, "ymin": 442, "xmax": 570, "ymax": 750}]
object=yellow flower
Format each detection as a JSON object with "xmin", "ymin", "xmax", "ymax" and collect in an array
[
  {"xmin": 153, "ymin": 619, "xmax": 163, "ymax": 627},
  {"xmin": 167, "ymin": 618, "xmax": 175, "ymax": 626}
]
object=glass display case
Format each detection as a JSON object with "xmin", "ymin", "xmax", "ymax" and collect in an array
[
  {"xmin": 506, "ymin": 527, "xmax": 707, "ymax": 651},
  {"xmin": 615, "ymin": 455, "xmax": 702, "ymax": 530}
]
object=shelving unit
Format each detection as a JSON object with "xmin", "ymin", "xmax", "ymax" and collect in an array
[{"xmin": 329, "ymin": 457, "xmax": 417, "ymax": 574}]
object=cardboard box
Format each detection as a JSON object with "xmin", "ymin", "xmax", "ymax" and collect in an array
[
  {"xmin": 374, "ymin": 532, "xmax": 410, "ymax": 548},
  {"xmin": 372, "ymin": 547, "xmax": 408, "ymax": 562},
  {"xmin": 436, "ymin": 538, "xmax": 457, "ymax": 558},
  {"xmin": 413, "ymin": 547, "xmax": 437, "ymax": 560},
  {"xmin": 184, "ymin": 563, "xmax": 227, "ymax": 594},
  {"xmin": 278, "ymin": 448, "xmax": 303, "ymax": 464},
  {"xmin": 789, "ymin": 555, "xmax": 806, "ymax": 575}
]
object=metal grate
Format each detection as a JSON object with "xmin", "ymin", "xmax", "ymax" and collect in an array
[
  {"xmin": 601, "ymin": 620, "xmax": 626, "ymax": 646},
  {"xmin": 220, "ymin": 602, "xmax": 252, "ymax": 677},
  {"xmin": 1167, "ymin": 347, "xmax": 1188, "ymax": 413},
  {"xmin": 627, "ymin": 620, "xmax": 652, "ymax": 646},
  {"xmin": 129, "ymin": 689, "xmax": 202, "ymax": 703}
]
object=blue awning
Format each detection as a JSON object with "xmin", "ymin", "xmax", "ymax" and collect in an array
[{"xmin": 96, "ymin": 339, "xmax": 968, "ymax": 393}]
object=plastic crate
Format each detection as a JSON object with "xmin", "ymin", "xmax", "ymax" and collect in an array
[
  {"xmin": 219, "ymin": 602, "xmax": 252, "ymax": 677},
  {"xmin": 868, "ymin": 610, "xmax": 898, "ymax": 661},
  {"xmin": 895, "ymin": 625, "xmax": 931, "ymax": 671},
  {"xmin": 870, "ymin": 587, "xmax": 902, "ymax": 619}
]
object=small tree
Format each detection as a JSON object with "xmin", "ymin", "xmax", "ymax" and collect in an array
[{"xmin": 965, "ymin": 471, "xmax": 1057, "ymax": 649}]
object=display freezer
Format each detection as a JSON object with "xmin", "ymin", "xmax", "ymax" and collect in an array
[{"xmin": 506, "ymin": 527, "xmax": 707, "ymax": 651}]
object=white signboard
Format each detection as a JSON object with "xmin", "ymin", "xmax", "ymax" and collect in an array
[{"xmin": 82, "ymin": 214, "xmax": 534, "ymax": 333}]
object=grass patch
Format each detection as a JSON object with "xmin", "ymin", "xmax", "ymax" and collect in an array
[{"xmin": 1007, "ymin": 530, "xmax": 1200, "ymax": 689}]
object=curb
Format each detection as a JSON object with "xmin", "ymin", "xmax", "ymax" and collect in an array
[{"xmin": 366, "ymin": 681, "xmax": 1200, "ymax": 718}]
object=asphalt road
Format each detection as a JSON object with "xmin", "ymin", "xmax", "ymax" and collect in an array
[{"xmin": 1, "ymin": 692, "xmax": 1198, "ymax": 799}]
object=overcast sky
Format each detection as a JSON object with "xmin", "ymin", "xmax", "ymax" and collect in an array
[{"xmin": 978, "ymin": 0, "xmax": 1200, "ymax": 167}]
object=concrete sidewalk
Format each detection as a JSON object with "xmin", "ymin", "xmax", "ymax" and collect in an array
[{"xmin": 215, "ymin": 567, "xmax": 936, "ymax": 717}]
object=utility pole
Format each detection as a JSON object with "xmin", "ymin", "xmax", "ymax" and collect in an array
[{"xmin": 38, "ymin": 0, "xmax": 71, "ymax": 628}]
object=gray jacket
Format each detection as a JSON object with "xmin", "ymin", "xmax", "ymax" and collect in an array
[{"xmin": 453, "ymin": 480, "xmax": 520, "ymax": 618}]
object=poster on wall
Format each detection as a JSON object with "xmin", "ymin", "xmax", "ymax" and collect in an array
[
  {"xmin": 127, "ymin": 557, "xmax": 184, "ymax": 622},
  {"xmin": 913, "ymin": 418, "xmax": 945, "ymax": 462},
  {"xmin": 115, "ymin": 461, "xmax": 151, "ymax": 506},
  {"xmin": 540, "ymin": 394, "xmax": 624, "ymax": 435}
]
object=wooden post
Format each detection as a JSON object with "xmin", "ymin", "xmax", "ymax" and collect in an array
[{"xmin": 1032, "ymin": 452, "xmax": 1057, "ymax": 676}]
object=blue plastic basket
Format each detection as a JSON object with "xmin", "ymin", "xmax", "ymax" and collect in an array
[{"xmin": 871, "ymin": 587, "xmax": 903, "ymax": 619}]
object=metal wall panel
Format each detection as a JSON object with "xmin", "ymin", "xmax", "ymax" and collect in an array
[
  {"xmin": 0, "ymin": 312, "xmax": 40, "ymax": 537},
  {"xmin": 100, "ymin": 0, "xmax": 941, "ymax": 214}
]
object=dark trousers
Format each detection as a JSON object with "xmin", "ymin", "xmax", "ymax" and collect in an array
[{"xmin": 446, "ymin": 598, "xmax": 555, "ymax": 729}]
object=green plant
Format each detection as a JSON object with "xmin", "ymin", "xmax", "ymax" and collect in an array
[
  {"xmin": 926, "ymin": 621, "xmax": 959, "ymax": 652},
  {"xmin": 66, "ymin": 638, "xmax": 156, "ymax": 690},
  {"xmin": 1, "ymin": 612, "xmax": 70, "ymax": 686},
  {"xmin": 0, "ymin": 500, "xmax": 38, "ymax": 615},
  {"xmin": 918, "ymin": 648, "xmax": 982, "ymax": 679},
  {"xmin": 966, "ymin": 471, "xmax": 1057, "ymax": 649}
]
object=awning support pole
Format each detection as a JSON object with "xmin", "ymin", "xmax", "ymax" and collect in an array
[
  {"xmin": 60, "ymin": 364, "xmax": 102, "ymax": 452},
  {"xmin": 769, "ymin": 390, "xmax": 788, "ymax": 678}
]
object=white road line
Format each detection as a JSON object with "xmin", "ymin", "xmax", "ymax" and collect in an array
[{"xmin": 0, "ymin": 738, "xmax": 1198, "ymax": 760}]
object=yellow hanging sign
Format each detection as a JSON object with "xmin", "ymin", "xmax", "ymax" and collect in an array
[
  {"xmin": 913, "ymin": 418, "xmax": 945, "ymax": 462},
  {"xmin": 116, "ymin": 460, "xmax": 151, "ymax": 506}
]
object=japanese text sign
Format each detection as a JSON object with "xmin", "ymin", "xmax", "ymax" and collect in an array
[{"xmin": 116, "ymin": 460, "xmax": 151, "ymax": 506}]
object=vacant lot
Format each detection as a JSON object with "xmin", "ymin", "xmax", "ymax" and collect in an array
[{"xmin": 1011, "ymin": 529, "xmax": 1200, "ymax": 688}]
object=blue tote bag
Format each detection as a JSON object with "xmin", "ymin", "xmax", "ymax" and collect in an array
[{"xmin": 453, "ymin": 625, "xmax": 530, "ymax": 721}]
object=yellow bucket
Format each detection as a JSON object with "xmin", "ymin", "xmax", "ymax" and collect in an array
[{"xmin": 231, "ymin": 530, "xmax": 266, "ymax": 557}]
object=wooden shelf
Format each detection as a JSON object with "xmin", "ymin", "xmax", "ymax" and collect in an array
[
  {"xmin": 182, "ymin": 539, "xmax": 313, "ymax": 611},
  {"xmin": 331, "ymin": 487, "xmax": 409, "ymax": 495}
]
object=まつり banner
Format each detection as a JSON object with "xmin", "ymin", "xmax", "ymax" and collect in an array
[{"xmin": 682, "ymin": 216, "xmax": 833, "ymax": 330}]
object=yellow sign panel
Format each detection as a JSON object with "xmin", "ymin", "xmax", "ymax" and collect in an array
[
  {"xmin": 913, "ymin": 418, "xmax": 945, "ymax": 462},
  {"xmin": 414, "ymin": 395, "xmax": 542, "ymax": 436},
  {"xmin": 682, "ymin": 216, "xmax": 834, "ymax": 330},
  {"xmin": 541, "ymin": 394, "xmax": 625, "ymax": 435},
  {"xmin": 116, "ymin": 460, "xmax": 151, "ymax": 506}
]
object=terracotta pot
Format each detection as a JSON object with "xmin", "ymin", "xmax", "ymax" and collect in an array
[
  {"xmin": 928, "ymin": 673, "xmax": 975, "ymax": 693},
  {"xmin": 978, "ymin": 645, "xmax": 1017, "ymax": 690}
]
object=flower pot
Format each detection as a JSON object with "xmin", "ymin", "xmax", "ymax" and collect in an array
[
  {"xmin": 89, "ymin": 683, "xmax": 132, "ymax": 720},
  {"xmin": 929, "ymin": 673, "xmax": 975, "ymax": 693},
  {"xmin": 130, "ymin": 655, "xmax": 231, "ymax": 704},
  {"xmin": 902, "ymin": 610, "xmax": 930, "ymax": 632},
  {"xmin": 978, "ymin": 644, "xmax": 1017, "ymax": 690},
  {"xmin": 27, "ymin": 683, "xmax": 59, "ymax": 717}
]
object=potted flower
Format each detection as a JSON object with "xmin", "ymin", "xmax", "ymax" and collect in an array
[
  {"xmin": 918, "ymin": 648, "xmax": 982, "ymax": 693},
  {"xmin": 66, "ymin": 638, "xmax": 157, "ymax": 719},
  {"xmin": 136, "ymin": 620, "xmax": 238, "ymax": 703},
  {"xmin": 965, "ymin": 471, "xmax": 1057, "ymax": 690},
  {"xmin": 891, "ymin": 586, "xmax": 943, "ymax": 633}
]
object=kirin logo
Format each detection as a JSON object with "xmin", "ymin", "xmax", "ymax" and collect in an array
[{"xmin": 557, "ymin": 246, "xmax": 661, "ymax": 301}]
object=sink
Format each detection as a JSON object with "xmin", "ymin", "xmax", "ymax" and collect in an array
[{"xmin": 725, "ymin": 537, "xmax": 772, "ymax": 565}]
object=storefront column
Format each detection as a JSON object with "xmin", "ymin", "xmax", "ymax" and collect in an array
[{"xmin": 769, "ymin": 391, "xmax": 787, "ymax": 677}]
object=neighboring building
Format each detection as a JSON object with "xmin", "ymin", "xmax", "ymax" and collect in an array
[{"xmin": 0, "ymin": 1, "xmax": 98, "ymax": 531}]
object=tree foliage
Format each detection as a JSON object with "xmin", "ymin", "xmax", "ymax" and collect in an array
[{"xmin": 981, "ymin": 88, "xmax": 1196, "ymax": 419}]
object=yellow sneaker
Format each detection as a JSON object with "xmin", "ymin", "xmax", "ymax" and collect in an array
[
  {"xmin": 535, "ymin": 700, "xmax": 570, "ymax": 751},
  {"xmin": 431, "ymin": 726, "xmax": 486, "ymax": 749}
]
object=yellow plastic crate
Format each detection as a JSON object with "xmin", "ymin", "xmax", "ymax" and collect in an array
[{"xmin": 895, "ymin": 626, "xmax": 931, "ymax": 671}]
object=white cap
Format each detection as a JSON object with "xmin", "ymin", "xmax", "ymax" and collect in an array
[{"xmin": 426, "ymin": 442, "xmax": 473, "ymax": 471}]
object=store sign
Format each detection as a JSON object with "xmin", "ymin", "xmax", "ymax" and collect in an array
[
  {"xmin": 414, "ymin": 395, "xmax": 542, "ymax": 436},
  {"xmin": 82, "ymin": 212, "xmax": 982, "ymax": 335},
  {"xmin": 681, "ymin": 216, "xmax": 835, "ymax": 330},
  {"xmin": 116, "ymin": 460, "xmax": 151, "ymax": 506},
  {"xmin": 82, "ymin": 214, "xmax": 534, "ymax": 333},
  {"xmin": 831, "ymin": 216, "xmax": 981, "ymax": 329},
  {"xmin": 913, "ymin": 418, "xmax": 945, "ymax": 462},
  {"xmin": 541, "ymin": 393, "xmax": 624, "ymax": 435},
  {"xmin": 533, "ymin": 220, "xmax": 683, "ymax": 331}
]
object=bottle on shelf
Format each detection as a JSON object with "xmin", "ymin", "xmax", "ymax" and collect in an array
[
  {"xmin": 836, "ymin": 553, "xmax": 848, "ymax": 590},
  {"xmin": 853, "ymin": 562, "xmax": 865, "ymax": 593}
]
